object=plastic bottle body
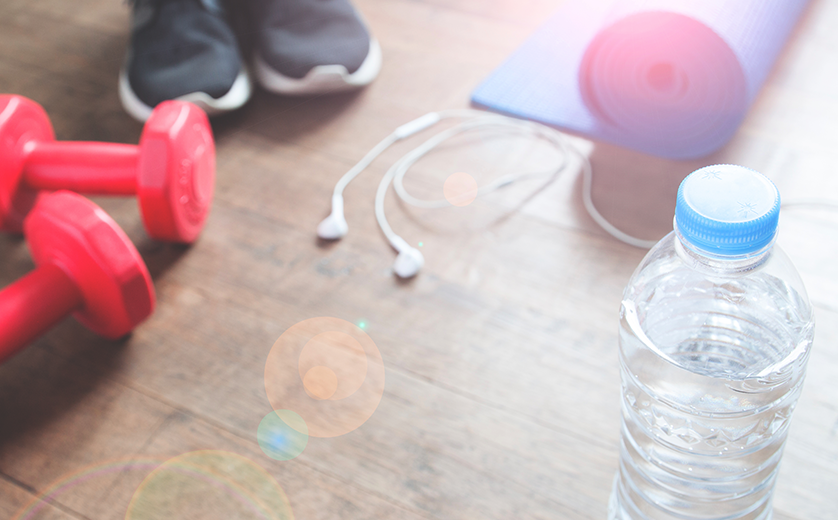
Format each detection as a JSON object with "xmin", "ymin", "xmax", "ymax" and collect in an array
[{"xmin": 608, "ymin": 230, "xmax": 814, "ymax": 520}]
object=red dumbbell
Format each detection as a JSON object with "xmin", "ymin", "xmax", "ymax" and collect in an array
[
  {"xmin": 0, "ymin": 94, "xmax": 214, "ymax": 243},
  {"xmin": 0, "ymin": 191, "xmax": 155, "ymax": 364}
]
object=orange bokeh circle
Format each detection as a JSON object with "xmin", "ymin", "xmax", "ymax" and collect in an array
[
  {"xmin": 265, "ymin": 317, "xmax": 385, "ymax": 438},
  {"xmin": 443, "ymin": 172, "xmax": 478, "ymax": 207},
  {"xmin": 303, "ymin": 366, "xmax": 339, "ymax": 400},
  {"xmin": 298, "ymin": 331, "xmax": 367, "ymax": 400}
]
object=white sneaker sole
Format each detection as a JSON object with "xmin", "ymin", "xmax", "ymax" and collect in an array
[
  {"xmin": 254, "ymin": 39, "xmax": 382, "ymax": 95},
  {"xmin": 119, "ymin": 68, "xmax": 252, "ymax": 122}
]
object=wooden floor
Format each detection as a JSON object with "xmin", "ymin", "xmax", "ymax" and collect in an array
[{"xmin": 2, "ymin": 0, "xmax": 838, "ymax": 518}]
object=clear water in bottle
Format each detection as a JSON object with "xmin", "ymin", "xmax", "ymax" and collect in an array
[{"xmin": 608, "ymin": 165, "xmax": 815, "ymax": 520}]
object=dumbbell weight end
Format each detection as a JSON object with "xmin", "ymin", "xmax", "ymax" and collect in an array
[{"xmin": 0, "ymin": 191, "xmax": 155, "ymax": 365}]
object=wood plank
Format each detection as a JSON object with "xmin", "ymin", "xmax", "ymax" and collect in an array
[
  {"xmin": 0, "ymin": 478, "xmax": 77, "ymax": 520},
  {"xmin": 0, "ymin": 344, "xmax": 174, "ymax": 510}
]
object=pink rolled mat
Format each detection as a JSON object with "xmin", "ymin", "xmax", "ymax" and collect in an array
[{"xmin": 472, "ymin": 0, "xmax": 811, "ymax": 159}]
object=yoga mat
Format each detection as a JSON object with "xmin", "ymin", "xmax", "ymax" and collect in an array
[{"xmin": 471, "ymin": 0, "xmax": 810, "ymax": 159}]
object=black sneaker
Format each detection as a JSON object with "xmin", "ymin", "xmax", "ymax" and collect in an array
[
  {"xmin": 248, "ymin": 0, "xmax": 381, "ymax": 95},
  {"xmin": 120, "ymin": 0, "xmax": 252, "ymax": 121}
]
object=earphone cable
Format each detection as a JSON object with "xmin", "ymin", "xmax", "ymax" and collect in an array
[{"xmin": 321, "ymin": 110, "xmax": 667, "ymax": 277}]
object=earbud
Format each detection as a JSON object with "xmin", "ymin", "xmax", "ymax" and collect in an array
[
  {"xmin": 317, "ymin": 195, "xmax": 348, "ymax": 240},
  {"xmin": 391, "ymin": 237, "xmax": 424, "ymax": 278},
  {"xmin": 317, "ymin": 212, "xmax": 348, "ymax": 240}
]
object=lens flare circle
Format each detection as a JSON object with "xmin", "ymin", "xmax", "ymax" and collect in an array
[
  {"xmin": 258, "ymin": 410, "xmax": 309, "ymax": 461},
  {"xmin": 299, "ymin": 331, "xmax": 367, "ymax": 400},
  {"xmin": 265, "ymin": 317, "xmax": 385, "ymax": 438},
  {"xmin": 303, "ymin": 366, "xmax": 338, "ymax": 399},
  {"xmin": 443, "ymin": 172, "xmax": 478, "ymax": 207},
  {"xmin": 125, "ymin": 450, "xmax": 293, "ymax": 520},
  {"xmin": 12, "ymin": 452, "xmax": 292, "ymax": 520},
  {"xmin": 12, "ymin": 458, "xmax": 166, "ymax": 520}
]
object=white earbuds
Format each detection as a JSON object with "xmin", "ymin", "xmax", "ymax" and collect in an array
[
  {"xmin": 318, "ymin": 196, "xmax": 422, "ymax": 277},
  {"xmin": 317, "ymin": 109, "xmax": 651, "ymax": 281},
  {"xmin": 390, "ymin": 237, "xmax": 424, "ymax": 279},
  {"xmin": 317, "ymin": 195, "xmax": 349, "ymax": 240},
  {"xmin": 317, "ymin": 110, "xmax": 573, "ymax": 279}
]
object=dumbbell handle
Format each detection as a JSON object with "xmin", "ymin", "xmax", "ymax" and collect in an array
[
  {"xmin": 0, "ymin": 263, "xmax": 83, "ymax": 363},
  {"xmin": 22, "ymin": 141, "xmax": 139, "ymax": 195}
]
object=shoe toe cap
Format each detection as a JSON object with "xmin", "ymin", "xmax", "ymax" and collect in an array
[
  {"xmin": 254, "ymin": 0, "xmax": 373, "ymax": 79},
  {"xmin": 127, "ymin": 1, "xmax": 243, "ymax": 107}
]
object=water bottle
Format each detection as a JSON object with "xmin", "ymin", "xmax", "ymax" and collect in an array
[{"xmin": 608, "ymin": 164, "xmax": 815, "ymax": 520}]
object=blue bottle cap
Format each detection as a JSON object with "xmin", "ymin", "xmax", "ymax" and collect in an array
[{"xmin": 675, "ymin": 165, "xmax": 780, "ymax": 255}]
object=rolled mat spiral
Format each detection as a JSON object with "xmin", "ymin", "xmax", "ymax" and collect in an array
[{"xmin": 472, "ymin": 0, "xmax": 810, "ymax": 159}]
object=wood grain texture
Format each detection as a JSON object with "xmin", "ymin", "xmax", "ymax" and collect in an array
[{"xmin": 1, "ymin": 0, "xmax": 837, "ymax": 519}]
